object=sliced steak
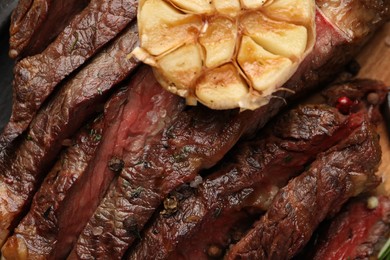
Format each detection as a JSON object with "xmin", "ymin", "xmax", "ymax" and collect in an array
[
  {"xmin": 226, "ymin": 119, "xmax": 382, "ymax": 260},
  {"xmin": 69, "ymin": 5, "xmax": 390, "ymax": 259},
  {"xmin": 19, "ymin": 66, "xmax": 181, "ymax": 259},
  {"xmin": 129, "ymin": 105, "xmax": 365, "ymax": 260},
  {"xmin": 144, "ymin": 79, "xmax": 388, "ymax": 260},
  {"xmin": 129, "ymin": 106, "xmax": 362, "ymax": 259},
  {"xmin": 1, "ymin": 115, "xmax": 104, "ymax": 260},
  {"xmin": 0, "ymin": 23, "xmax": 139, "ymax": 247},
  {"xmin": 0, "ymin": 0, "xmax": 137, "ymax": 152},
  {"xmin": 310, "ymin": 196, "xmax": 390, "ymax": 260},
  {"xmin": 9, "ymin": 0, "xmax": 89, "ymax": 59}
]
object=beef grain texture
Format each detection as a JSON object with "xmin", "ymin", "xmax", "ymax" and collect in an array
[
  {"xmin": 310, "ymin": 196, "xmax": 390, "ymax": 260},
  {"xmin": 142, "ymin": 79, "xmax": 389, "ymax": 260},
  {"xmin": 226, "ymin": 119, "xmax": 382, "ymax": 260},
  {"xmin": 69, "ymin": 4, "xmax": 390, "ymax": 259},
  {"xmin": 0, "ymin": 24, "xmax": 139, "ymax": 247},
  {"xmin": 1, "ymin": 116, "xmax": 104, "ymax": 260},
  {"xmin": 0, "ymin": 0, "xmax": 138, "ymax": 154},
  {"xmin": 21, "ymin": 66, "xmax": 182, "ymax": 260},
  {"xmin": 129, "ymin": 104, "xmax": 369, "ymax": 260},
  {"xmin": 9, "ymin": 0, "xmax": 89, "ymax": 59}
]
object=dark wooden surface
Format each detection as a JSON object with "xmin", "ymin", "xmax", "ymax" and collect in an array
[{"xmin": 0, "ymin": 0, "xmax": 16, "ymax": 131}]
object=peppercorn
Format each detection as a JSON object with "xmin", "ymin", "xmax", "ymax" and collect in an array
[
  {"xmin": 336, "ymin": 96, "xmax": 354, "ymax": 114},
  {"xmin": 367, "ymin": 92, "xmax": 380, "ymax": 105},
  {"xmin": 108, "ymin": 157, "xmax": 124, "ymax": 172},
  {"xmin": 207, "ymin": 244, "xmax": 223, "ymax": 258}
]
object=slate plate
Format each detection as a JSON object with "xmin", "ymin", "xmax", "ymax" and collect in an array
[{"xmin": 0, "ymin": 0, "xmax": 17, "ymax": 131}]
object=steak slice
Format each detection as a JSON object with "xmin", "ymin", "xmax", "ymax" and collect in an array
[
  {"xmin": 9, "ymin": 0, "xmax": 89, "ymax": 59},
  {"xmin": 41, "ymin": 67, "xmax": 183, "ymax": 259},
  {"xmin": 129, "ymin": 105, "xmax": 365, "ymax": 260},
  {"xmin": 310, "ymin": 196, "xmax": 390, "ymax": 260},
  {"xmin": 1, "ymin": 115, "xmax": 104, "ymax": 260},
  {"xmin": 69, "ymin": 5, "xmax": 390, "ymax": 259},
  {"xmin": 0, "ymin": 0, "xmax": 137, "ymax": 152},
  {"xmin": 225, "ymin": 119, "xmax": 382, "ymax": 260},
  {"xmin": 142, "ymin": 79, "xmax": 388, "ymax": 260},
  {"xmin": 0, "ymin": 23, "xmax": 139, "ymax": 247}
]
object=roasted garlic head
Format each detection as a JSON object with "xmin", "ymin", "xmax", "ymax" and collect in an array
[{"xmin": 132, "ymin": 0, "xmax": 316, "ymax": 110}]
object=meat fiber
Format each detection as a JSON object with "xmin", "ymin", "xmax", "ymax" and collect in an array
[
  {"xmin": 1, "ymin": 116, "xmax": 104, "ymax": 260},
  {"xmin": 69, "ymin": 3, "xmax": 390, "ymax": 258},
  {"xmin": 37, "ymin": 66, "xmax": 183, "ymax": 260},
  {"xmin": 137, "ymin": 79, "xmax": 388, "ymax": 260},
  {"xmin": 3, "ymin": 66, "xmax": 184, "ymax": 259},
  {"xmin": 129, "ymin": 105, "xmax": 364, "ymax": 260},
  {"xmin": 9, "ymin": 0, "xmax": 89, "ymax": 59},
  {"xmin": 310, "ymin": 196, "xmax": 390, "ymax": 260},
  {"xmin": 0, "ymin": 23, "xmax": 139, "ymax": 247},
  {"xmin": 226, "ymin": 119, "xmax": 382, "ymax": 260},
  {"xmin": 0, "ymin": 0, "xmax": 138, "ymax": 153},
  {"xmin": 2, "ymin": 66, "xmax": 184, "ymax": 258}
]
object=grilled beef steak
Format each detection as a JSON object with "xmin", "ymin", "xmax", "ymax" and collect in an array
[
  {"xmin": 0, "ymin": 0, "xmax": 138, "ymax": 153},
  {"xmin": 69, "ymin": 4, "xmax": 390, "ymax": 259},
  {"xmin": 226, "ymin": 118, "xmax": 382, "ymax": 260},
  {"xmin": 0, "ymin": 23, "xmax": 139, "ymax": 246},
  {"xmin": 9, "ymin": 0, "xmax": 89, "ymax": 59},
  {"xmin": 1, "ymin": 116, "xmax": 104, "ymax": 260},
  {"xmin": 1, "ymin": 66, "xmax": 185, "ymax": 259},
  {"xmin": 309, "ymin": 196, "xmax": 390, "ymax": 260},
  {"xmin": 0, "ymin": 0, "xmax": 388, "ymax": 259},
  {"xmin": 129, "ymin": 105, "xmax": 363, "ymax": 260},
  {"xmin": 47, "ymin": 67, "xmax": 183, "ymax": 260},
  {"xmin": 129, "ymin": 78, "xmax": 388, "ymax": 260}
]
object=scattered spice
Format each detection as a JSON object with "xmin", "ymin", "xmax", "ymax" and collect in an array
[
  {"xmin": 123, "ymin": 217, "xmax": 141, "ymax": 239},
  {"xmin": 184, "ymin": 215, "xmax": 201, "ymax": 223},
  {"xmin": 166, "ymin": 125, "xmax": 176, "ymax": 139},
  {"xmin": 25, "ymin": 134, "xmax": 33, "ymax": 141},
  {"xmin": 89, "ymin": 128, "xmax": 102, "ymax": 142},
  {"xmin": 367, "ymin": 196, "xmax": 379, "ymax": 209},
  {"xmin": 367, "ymin": 92, "xmax": 380, "ymax": 105},
  {"xmin": 43, "ymin": 206, "xmax": 53, "ymax": 220},
  {"xmin": 213, "ymin": 207, "xmax": 222, "ymax": 218},
  {"xmin": 161, "ymin": 195, "xmax": 178, "ymax": 216},
  {"xmin": 336, "ymin": 96, "xmax": 354, "ymax": 114},
  {"xmin": 92, "ymin": 227, "xmax": 104, "ymax": 236},
  {"xmin": 69, "ymin": 32, "xmax": 79, "ymax": 52},
  {"xmin": 108, "ymin": 157, "xmax": 124, "ymax": 173},
  {"xmin": 190, "ymin": 175, "xmax": 203, "ymax": 188},
  {"xmin": 89, "ymin": 129, "xmax": 97, "ymax": 136},
  {"xmin": 207, "ymin": 244, "xmax": 223, "ymax": 258},
  {"xmin": 143, "ymin": 161, "xmax": 152, "ymax": 169},
  {"xmin": 283, "ymin": 154, "xmax": 293, "ymax": 164},
  {"xmin": 93, "ymin": 134, "xmax": 102, "ymax": 142},
  {"xmin": 173, "ymin": 146, "xmax": 193, "ymax": 162},
  {"xmin": 130, "ymin": 187, "xmax": 144, "ymax": 199}
]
